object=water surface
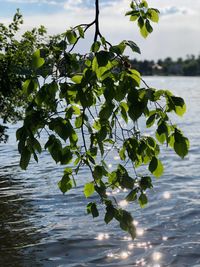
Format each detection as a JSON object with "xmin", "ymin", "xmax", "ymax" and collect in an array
[{"xmin": 0, "ymin": 77, "xmax": 200, "ymax": 267}]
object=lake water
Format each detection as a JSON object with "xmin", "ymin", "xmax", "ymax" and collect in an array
[{"xmin": 0, "ymin": 77, "xmax": 200, "ymax": 267}]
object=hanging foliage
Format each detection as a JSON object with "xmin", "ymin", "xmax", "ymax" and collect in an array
[{"xmin": 11, "ymin": 1, "xmax": 189, "ymax": 238}]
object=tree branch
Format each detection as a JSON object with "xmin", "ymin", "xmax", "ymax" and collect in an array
[{"xmin": 94, "ymin": 0, "xmax": 100, "ymax": 42}]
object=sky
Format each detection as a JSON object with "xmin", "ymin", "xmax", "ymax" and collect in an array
[{"xmin": 0, "ymin": 0, "xmax": 200, "ymax": 60}]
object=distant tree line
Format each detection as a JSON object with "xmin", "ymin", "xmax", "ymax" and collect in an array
[{"xmin": 130, "ymin": 55, "xmax": 200, "ymax": 76}]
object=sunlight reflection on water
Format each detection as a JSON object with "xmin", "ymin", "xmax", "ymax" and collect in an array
[
  {"xmin": 152, "ymin": 251, "xmax": 162, "ymax": 262},
  {"xmin": 123, "ymin": 236, "xmax": 132, "ymax": 241},
  {"xmin": 120, "ymin": 251, "xmax": 129, "ymax": 259},
  {"xmin": 96, "ymin": 233, "xmax": 110, "ymax": 240},
  {"xmin": 162, "ymin": 236, "xmax": 168, "ymax": 241},
  {"xmin": 136, "ymin": 227, "xmax": 145, "ymax": 236},
  {"xmin": 133, "ymin": 220, "xmax": 139, "ymax": 226},
  {"xmin": 163, "ymin": 191, "xmax": 171, "ymax": 199},
  {"xmin": 119, "ymin": 199, "xmax": 128, "ymax": 208}
]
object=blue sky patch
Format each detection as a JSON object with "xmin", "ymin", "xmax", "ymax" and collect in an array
[{"xmin": 0, "ymin": 0, "xmax": 119, "ymax": 17}]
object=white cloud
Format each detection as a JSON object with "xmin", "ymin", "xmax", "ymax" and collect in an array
[
  {"xmin": 63, "ymin": 0, "xmax": 87, "ymax": 11},
  {"xmin": 7, "ymin": 0, "xmax": 59, "ymax": 4},
  {"xmin": 2, "ymin": 0, "xmax": 200, "ymax": 59},
  {"xmin": 161, "ymin": 6, "xmax": 187, "ymax": 16}
]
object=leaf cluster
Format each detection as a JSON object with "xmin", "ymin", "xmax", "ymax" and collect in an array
[{"xmin": 126, "ymin": 0, "xmax": 160, "ymax": 38}]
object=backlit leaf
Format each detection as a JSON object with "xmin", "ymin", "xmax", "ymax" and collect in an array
[
  {"xmin": 32, "ymin": 49, "xmax": 45, "ymax": 69},
  {"xmin": 66, "ymin": 30, "xmax": 77, "ymax": 44},
  {"xmin": 84, "ymin": 182, "xmax": 95, "ymax": 198},
  {"xmin": 147, "ymin": 9, "xmax": 159, "ymax": 23}
]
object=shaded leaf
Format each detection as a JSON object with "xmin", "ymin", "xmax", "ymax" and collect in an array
[
  {"xmin": 138, "ymin": 193, "xmax": 148, "ymax": 208},
  {"xmin": 149, "ymin": 157, "xmax": 164, "ymax": 177},
  {"xmin": 58, "ymin": 174, "xmax": 72, "ymax": 194},
  {"xmin": 126, "ymin": 188, "xmax": 138, "ymax": 202},
  {"xmin": 124, "ymin": 40, "xmax": 141, "ymax": 54},
  {"xmin": 87, "ymin": 202, "xmax": 99, "ymax": 218},
  {"xmin": 20, "ymin": 146, "xmax": 31, "ymax": 170}
]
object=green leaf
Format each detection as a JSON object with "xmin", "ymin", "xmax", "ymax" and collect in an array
[
  {"xmin": 99, "ymin": 102, "xmax": 115, "ymax": 120},
  {"xmin": 20, "ymin": 146, "xmax": 31, "ymax": 170},
  {"xmin": 140, "ymin": 25, "xmax": 149, "ymax": 38},
  {"xmin": 125, "ymin": 10, "xmax": 139, "ymax": 17},
  {"xmin": 173, "ymin": 131, "xmax": 189, "ymax": 158},
  {"xmin": 91, "ymin": 41, "xmax": 101, "ymax": 52},
  {"xmin": 171, "ymin": 96, "xmax": 186, "ymax": 116},
  {"xmin": 72, "ymin": 105, "xmax": 81, "ymax": 115},
  {"xmin": 70, "ymin": 130, "xmax": 78, "ymax": 147},
  {"xmin": 149, "ymin": 157, "xmax": 164, "ymax": 177},
  {"xmin": 60, "ymin": 146, "xmax": 73, "ymax": 165},
  {"xmin": 175, "ymin": 103, "xmax": 186, "ymax": 116},
  {"xmin": 78, "ymin": 26, "xmax": 84, "ymax": 38},
  {"xmin": 130, "ymin": 14, "xmax": 139, "ymax": 21},
  {"xmin": 120, "ymin": 174, "xmax": 134, "ymax": 189},
  {"xmin": 110, "ymin": 42, "xmax": 126, "ymax": 55},
  {"xmin": 145, "ymin": 20, "xmax": 153, "ymax": 34},
  {"xmin": 64, "ymin": 167, "xmax": 72, "ymax": 175},
  {"xmin": 146, "ymin": 114, "xmax": 156, "ymax": 128},
  {"xmin": 124, "ymin": 137, "xmax": 138, "ymax": 161},
  {"xmin": 100, "ymin": 36, "xmax": 106, "ymax": 46},
  {"xmin": 115, "ymin": 209, "xmax": 136, "ymax": 239},
  {"xmin": 120, "ymin": 102, "xmax": 128, "ymax": 123},
  {"xmin": 127, "ymin": 69, "xmax": 141, "ymax": 86},
  {"xmin": 32, "ymin": 138, "xmax": 42, "ymax": 153},
  {"xmin": 75, "ymin": 115, "xmax": 83, "ymax": 128},
  {"xmin": 138, "ymin": 16, "xmax": 144, "ymax": 28},
  {"xmin": 49, "ymin": 118, "xmax": 72, "ymax": 141},
  {"xmin": 147, "ymin": 8, "xmax": 159, "ymax": 23},
  {"xmin": 93, "ymin": 165, "xmax": 104, "ymax": 180},
  {"xmin": 96, "ymin": 51, "xmax": 111, "ymax": 67},
  {"xmin": 138, "ymin": 193, "xmax": 148, "ymax": 208},
  {"xmin": 128, "ymin": 89, "xmax": 147, "ymax": 121},
  {"xmin": 104, "ymin": 205, "xmax": 115, "ymax": 224},
  {"xmin": 156, "ymin": 122, "xmax": 169, "ymax": 144},
  {"xmin": 23, "ymin": 79, "xmax": 38, "ymax": 95},
  {"xmin": 120, "ymin": 102, "xmax": 128, "ymax": 112},
  {"xmin": 71, "ymin": 75, "xmax": 83, "ymax": 84},
  {"xmin": 32, "ymin": 49, "xmax": 45, "ymax": 69},
  {"xmin": 45, "ymin": 136, "xmax": 62, "ymax": 163},
  {"xmin": 58, "ymin": 174, "xmax": 73, "ymax": 194},
  {"xmin": 119, "ymin": 147, "xmax": 126, "ymax": 160},
  {"xmin": 124, "ymin": 40, "xmax": 141, "ymax": 54},
  {"xmin": 174, "ymin": 141, "xmax": 188, "ymax": 159},
  {"xmin": 93, "ymin": 120, "xmax": 101, "ymax": 131},
  {"xmin": 66, "ymin": 30, "xmax": 77, "ymax": 44},
  {"xmin": 139, "ymin": 176, "xmax": 153, "ymax": 190},
  {"xmin": 140, "ymin": 0, "xmax": 148, "ymax": 8},
  {"xmin": 87, "ymin": 202, "xmax": 99, "ymax": 218},
  {"xmin": 92, "ymin": 56, "xmax": 112, "ymax": 79},
  {"xmin": 84, "ymin": 182, "xmax": 95, "ymax": 198},
  {"xmin": 126, "ymin": 188, "xmax": 138, "ymax": 202},
  {"xmin": 146, "ymin": 137, "xmax": 157, "ymax": 149}
]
